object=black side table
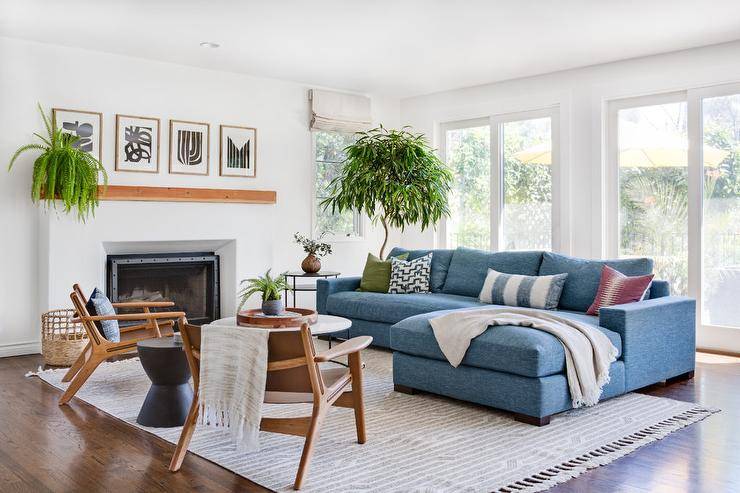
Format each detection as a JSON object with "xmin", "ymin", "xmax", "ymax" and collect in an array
[
  {"xmin": 283, "ymin": 271, "xmax": 340, "ymax": 308},
  {"xmin": 136, "ymin": 338, "xmax": 193, "ymax": 428}
]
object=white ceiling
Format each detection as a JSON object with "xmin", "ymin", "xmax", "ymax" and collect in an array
[{"xmin": 2, "ymin": 0, "xmax": 740, "ymax": 98}]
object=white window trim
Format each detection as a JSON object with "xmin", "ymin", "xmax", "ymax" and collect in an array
[
  {"xmin": 438, "ymin": 107, "xmax": 562, "ymax": 252},
  {"xmin": 310, "ymin": 130, "xmax": 364, "ymax": 242}
]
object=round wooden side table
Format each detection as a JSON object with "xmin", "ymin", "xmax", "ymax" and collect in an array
[
  {"xmin": 136, "ymin": 338, "xmax": 193, "ymax": 428},
  {"xmin": 283, "ymin": 271, "xmax": 340, "ymax": 308}
]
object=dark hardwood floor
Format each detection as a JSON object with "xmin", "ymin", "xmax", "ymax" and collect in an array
[{"xmin": 0, "ymin": 352, "xmax": 737, "ymax": 493}]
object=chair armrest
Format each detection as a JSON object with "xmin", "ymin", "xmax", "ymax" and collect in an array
[
  {"xmin": 599, "ymin": 296, "xmax": 696, "ymax": 391},
  {"xmin": 316, "ymin": 277, "xmax": 361, "ymax": 314},
  {"xmin": 73, "ymin": 311, "xmax": 186, "ymax": 323},
  {"xmin": 111, "ymin": 301, "xmax": 175, "ymax": 308},
  {"xmin": 314, "ymin": 336, "xmax": 372, "ymax": 362}
]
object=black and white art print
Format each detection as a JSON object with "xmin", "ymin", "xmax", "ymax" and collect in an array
[
  {"xmin": 52, "ymin": 108, "xmax": 103, "ymax": 162},
  {"xmin": 115, "ymin": 114, "xmax": 160, "ymax": 173},
  {"xmin": 169, "ymin": 120, "xmax": 209, "ymax": 175},
  {"xmin": 220, "ymin": 125, "xmax": 257, "ymax": 177}
]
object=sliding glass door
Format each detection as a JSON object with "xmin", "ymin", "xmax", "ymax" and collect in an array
[
  {"xmin": 609, "ymin": 84, "xmax": 740, "ymax": 344},
  {"xmin": 613, "ymin": 98, "xmax": 689, "ymax": 294},
  {"xmin": 441, "ymin": 108, "xmax": 559, "ymax": 252},
  {"xmin": 700, "ymin": 91, "xmax": 740, "ymax": 328}
]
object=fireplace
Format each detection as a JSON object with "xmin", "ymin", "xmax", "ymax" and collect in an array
[{"xmin": 106, "ymin": 252, "xmax": 220, "ymax": 326}]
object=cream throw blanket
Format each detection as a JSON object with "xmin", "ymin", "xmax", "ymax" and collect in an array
[
  {"xmin": 198, "ymin": 324, "xmax": 269, "ymax": 451},
  {"xmin": 429, "ymin": 307, "xmax": 618, "ymax": 408}
]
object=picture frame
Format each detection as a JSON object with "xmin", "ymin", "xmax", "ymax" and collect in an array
[
  {"xmin": 52, "ymin": 108, "xmax": 103, "ymax": 163},
  {"xmin": 115, "ymin": 114, "xmax": 160, "ymax": 173},
  {"xmin": 169, "ymin": 119, "xmax": 210, "ymax": 175},
  {"xmin": 219, "ymin": 124, "xmax": 257, "ymax": 177}
]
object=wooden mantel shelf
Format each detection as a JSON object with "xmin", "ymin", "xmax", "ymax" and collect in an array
[{"xmin": 92, "ymin": 185, "xmax": 277, "ymax": 204}]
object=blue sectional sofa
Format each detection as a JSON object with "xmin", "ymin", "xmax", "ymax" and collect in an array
[{"xmin": 317, "ymin": 247, "xmax": 696, "ymax": 425}]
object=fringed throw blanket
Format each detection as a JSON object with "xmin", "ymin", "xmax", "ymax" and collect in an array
[
  {"xmin": 198, "ymin": 324, "xmax": 269, "ymax": 451},
  {"xmin": 429, "ymin": 308, "xmax": 619, "ymax": 408}
]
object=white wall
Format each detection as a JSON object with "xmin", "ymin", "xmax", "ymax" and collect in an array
[
  {"xmin": 400, "ymin": 40, "xmax": 740, "ymax": 353},
  {"xmin": 0, "ymin": 37, "xmax": 400, "ymax": 356}
]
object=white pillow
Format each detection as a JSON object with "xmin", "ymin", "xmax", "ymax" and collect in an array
[{"xmin": 478, "ymin": 268, "xmax": 568, "ymax": 310}]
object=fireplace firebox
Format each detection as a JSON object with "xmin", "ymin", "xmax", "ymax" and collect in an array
[{"xmin": 106, "ymin": 252, "xmax": 220, "ymax": 326}]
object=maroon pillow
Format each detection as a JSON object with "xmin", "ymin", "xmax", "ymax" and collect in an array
[{"xmin": 586, "ymin": 265, "xmax": 654, "ymax": 315}]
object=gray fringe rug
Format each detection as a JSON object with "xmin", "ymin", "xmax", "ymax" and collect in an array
[{"xmin": 32, "ymin": 344, "xmax": 717, "ymax": 493}]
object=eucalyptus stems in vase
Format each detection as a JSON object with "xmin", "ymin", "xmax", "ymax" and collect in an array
[{"xmin": 294, "ymin": 232, "xmax": 332, "ymax": 273}]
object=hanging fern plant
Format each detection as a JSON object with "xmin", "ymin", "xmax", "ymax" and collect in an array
[{"xmin": 8, "ymin": 104, "xmax": 107, "ymax": 221}]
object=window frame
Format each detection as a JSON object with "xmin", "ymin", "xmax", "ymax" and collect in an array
[
  {"xmin": 311, "ymin": 129, "xmax": 364, "ymax": 242},
  {"xmin": 438, "ymin": 106, "xmax": 561, "ymax": 252}
]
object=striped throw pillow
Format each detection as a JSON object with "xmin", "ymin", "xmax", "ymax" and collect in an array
[
  {"xmin": 586, "ymin": 265, "xmax": 654, "ymax": 315},
  {"xmin": 478, "ymin": 268, "xmax": 568, "ymax": 310}
]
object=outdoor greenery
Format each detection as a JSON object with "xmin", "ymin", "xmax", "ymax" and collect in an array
[
  {"xmin": 315, "ymin": 131, "xmax": 359, "ymax": 237},
  {"xmin": 8, "ymin": 104, "xmax": 107, "ymax": 221},
  {"xmin": 237, "ymin": 269, "xmax": 289, "ymax": 309},
  {"xmin": 294, "ymin": 232, "xmax": 333, "ymax": 258},
  {"xmin": 445, "ymin": 119, "xmax": 552, "ymax": 250},
  {"xmin": 321, "ymin": 126, "xmax": 453, "ymax": 258}
]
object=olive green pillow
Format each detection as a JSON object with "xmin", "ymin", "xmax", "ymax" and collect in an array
[{"xmin": 359, "ymin": 252, "xmax": 409, "ymax": 293}]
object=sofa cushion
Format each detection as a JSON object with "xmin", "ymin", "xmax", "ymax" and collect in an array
[
  {"xmin": 538, "ymin": 252, "xmax": 654, "ymax": 312},
  {"xmin": 442, "ymin": 247, "xmax": 544, "ymax": 297},
  {"xmin": 390, "ymin": 307, "xmax": 622, "ymax": 378},
  {"xmin": 479, "ymin": 268, "xmax": 567, "ymax": 310},
  {"xmin": 388, "ymin": 247, "xmax": 454, "ymax": 292},
  {"xmin": 359, "ymin": 252, "xmax": 409, "ymax": 293},
  {"xmin": 325, "ymin": 291, "xmax": 484, "ymax": 325}
]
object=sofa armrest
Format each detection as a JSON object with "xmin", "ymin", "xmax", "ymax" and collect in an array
[
  {"xmin": 316, "ymin": 277, "xmax": 361, "ymax": 314},
  {"xmin": 599, "ymin": 296, "xmax": 696, "ymax": 391}
]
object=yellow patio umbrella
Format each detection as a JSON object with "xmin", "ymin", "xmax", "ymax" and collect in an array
[{"xmin": 513, "ymin": 123, "xmax": 728, "ymax": 168}]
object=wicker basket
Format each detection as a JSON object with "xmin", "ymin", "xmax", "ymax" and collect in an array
[{"xmin": 41, "ymin": 309, "xmax": 89, "ymax": 366}]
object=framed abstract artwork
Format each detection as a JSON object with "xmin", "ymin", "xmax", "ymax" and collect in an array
[
  {"xmin": 115, "ymin": 114, "xmax": 160, "ymax": 173},
  {"xmin": 52, "ymin": 108, "xmax": 103, "ymax": 162},
  {"xmin": 219, "ymin": 125, "xmax": 257, "ymax": 177},
  {"xmin": 169, "ymin": 119, "xmax": 209, "ymax": 175}
]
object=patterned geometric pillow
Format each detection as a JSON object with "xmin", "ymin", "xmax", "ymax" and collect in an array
[
  {"xmin": 478, "ymin": 268, "xmax": 568, "ymax": 310},
  {"xmin": 389, "ymin": 253, "xmax": 433, "ymax": 294},
  {"xmin": 586, "ymin": 265, "xmax": 654, "ymax": 315}
]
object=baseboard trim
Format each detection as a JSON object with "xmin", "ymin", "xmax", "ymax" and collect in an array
[
  {"xmin": 0, "ymin": 341, "xmax": 42, "ymax": 358},
  {"xmin": 697, "ymin": 348, "xmax": 740, "ymax": 358}
]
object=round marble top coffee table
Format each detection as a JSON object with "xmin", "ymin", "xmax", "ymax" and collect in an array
[{"xmin": 211, "ymin": 314, "xmax": 351, "ymax": 335}]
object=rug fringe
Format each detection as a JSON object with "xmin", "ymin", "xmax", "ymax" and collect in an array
[
  {"xmin": 25, "ymin": 357, "xmax": 141, "ymax": 378},
  {"xmin": 495, "ymin": 405, "xmax": 720, "ymax": 493}
]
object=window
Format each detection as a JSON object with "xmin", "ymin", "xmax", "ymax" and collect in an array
[
  {"xmin": 614, "ymin": 98, "xmax": 689, "ymax": 295},
  {"xmin": 608, "ymin": 85, "xmax": 740, "ymax": 342},
  {"xmin": 441, "ymin": 108, "xmax": 559, "ymax": 252},
  {"xmin": 442, "ymin": 122, "xmax": 491, "ymax": 249},
  {"xmin": 501, "ymin": 116, "xmax": 553, "ymax": 250},
  {"xmin": 701, "ymin": 92, "xmax": 740, "ymax": 328},
  {"xmin": 313, "ymin": 130, "xmax": 361, "ymax": 238}
]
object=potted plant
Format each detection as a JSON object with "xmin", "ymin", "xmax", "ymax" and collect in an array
[
  {"xmin": 8, "ymin": 104, "xmax": 107, "ymax": 221},
  {"xmin": 294, "ymin": 232, "xmax": 333, "ymax": 273},
  {"xmin": 238, "ymin": 269, "xmax": 290, "ymax": 315},
  {"xmin": 321, "ymin": 126, "xmax": 452, "ymax": 258}
]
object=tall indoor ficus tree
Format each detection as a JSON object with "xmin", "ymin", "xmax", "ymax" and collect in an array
[
  {"xmin": 321, "ymin": 126, "xmax": 453, "ymax": 258},
  {"xmin": 8, "ymin": 104, "xmax": 107, "ymax": 221}
]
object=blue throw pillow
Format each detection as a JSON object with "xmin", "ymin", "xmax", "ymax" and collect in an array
[{"xmin": 88, "ymin": 288, "xmax": 120, "ymax": 342}]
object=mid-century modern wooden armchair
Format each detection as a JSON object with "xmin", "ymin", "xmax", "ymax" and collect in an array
[
  {"xmin": 169, "ymin": 322, "xmax": 372, "ymax": 490},
  {"xmin": 59, "ymin": 283, "xmax": 187, "ymax": 406}
]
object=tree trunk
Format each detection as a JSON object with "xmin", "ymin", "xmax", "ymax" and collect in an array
[{"xmin": 379, "ymin": 215, "xmax": 389, "ymax": 259}]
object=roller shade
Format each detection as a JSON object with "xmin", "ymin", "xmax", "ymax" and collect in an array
[{"xmin": 309, "ymin": 89, "xmax": 372, "ymax": 132}]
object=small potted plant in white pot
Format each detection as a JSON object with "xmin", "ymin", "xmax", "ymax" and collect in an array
[
  {"xmin": 238, "ymin": 269, "xmax": 289, "ymax": 316},
  {"xmin": 294, "ymin": 232, "xmax": 333, "ymax": 273}
]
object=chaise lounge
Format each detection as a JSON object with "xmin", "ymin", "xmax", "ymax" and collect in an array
[{"xmin": 317, "ymin": 246, "xmax": 696, "ymax": 425}]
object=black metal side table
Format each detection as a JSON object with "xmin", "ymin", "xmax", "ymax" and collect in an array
[
  {"xmin": 136, "ymin": 338, "xmax": 193, "ymax": 428},
  {"xmin": 283, "ymin": 271, "xmax": 340, "ymax": 308}
]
